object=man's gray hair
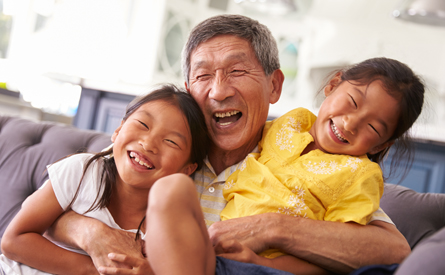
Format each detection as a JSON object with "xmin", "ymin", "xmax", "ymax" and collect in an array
[{"xmin": 182, "ymin": 14, "xmax": 280, "ymax": 85}]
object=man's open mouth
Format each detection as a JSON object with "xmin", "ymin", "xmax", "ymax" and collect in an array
[
  {"xmin": 330, "ymin": 120, "xmax": 349, "ymax": 143},
  {"xmin": 214, "ymin": 111, "xmax": 242, "ymax": 126}
]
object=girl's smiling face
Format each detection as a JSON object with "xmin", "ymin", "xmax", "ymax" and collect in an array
[
  {"xmin": 309, "ymin": 74, "xmax": 400, "ymax": 157},
  {"xmin": 111, "ymin": 100, "xmax": 197, "ymax": 190}
]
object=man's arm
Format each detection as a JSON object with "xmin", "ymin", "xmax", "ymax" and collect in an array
[
  {"xmin": 215, "ymin": 239, "xmax": 329, "ymax": 275},
  {"xmin": 46, "ymin": 210, "xmax": 145, "ymax": 269},
  {"xmin": 208, "ymin": 213, "xmax": 410, "ymax": 274}
]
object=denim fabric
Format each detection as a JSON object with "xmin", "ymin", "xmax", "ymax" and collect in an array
[
  {"xmin": 349, "ymin": 264, "xmax": 399, "ymax": 275},
  {"xmin": 215, "ymin": 256, "xmax": 293, "ymax": 275}
]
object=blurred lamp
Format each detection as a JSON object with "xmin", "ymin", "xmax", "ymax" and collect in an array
[
  {"xmin": 234, "ymin": 0, "xmax": 297, "ymax": 16},
  {"xmin": 393, "ymin": 0, "xmax": 445, "ymax": 27}
]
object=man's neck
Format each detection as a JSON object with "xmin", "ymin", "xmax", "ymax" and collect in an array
[{"xmin": 208, "ymin": 141, "xmax": 259, "ymax": 176}]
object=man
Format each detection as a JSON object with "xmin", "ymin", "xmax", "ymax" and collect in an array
[{"xmin": 48, "ymin": 14, "xmax": 410, "ymax": 274}]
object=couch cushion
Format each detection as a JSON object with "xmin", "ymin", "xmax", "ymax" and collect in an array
[
  {"xmin": 381, "ymin": 183, "xmax": 445, "ymax": 249},
  {"xmin": 394, "ymin": 227, "xmax": 445, "ymax": 275},
  {"xmin": 0, "ymin": 116, "xmax": 112, "ymax": 251}
]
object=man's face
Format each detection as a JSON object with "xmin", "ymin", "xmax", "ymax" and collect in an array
[{"xmin": 186, "ymin": 35, "xmax": 282, "ymax": 154}]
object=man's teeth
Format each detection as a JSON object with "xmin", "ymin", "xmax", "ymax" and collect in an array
[
  {"xmin": 214, "ymin": 111, "xmax": 239, "ymax": 118},
  {"xmin": 129, "ymin": 152, "xmax": 153, "ymax": 169},
  {"xmin": 331, "ymin": 122, "xmax": 348, "ymax": 143}
]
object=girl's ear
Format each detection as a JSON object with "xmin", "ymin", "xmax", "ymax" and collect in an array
[
  {"xmin": 324, "ymin": 72, "xmax": 342, "ymax": 96},
  {"xmin": 368, "ymin": 141, "xmax": 395, "ymax": 155},
  {"xmin": 182, "ymin": 163, "xmax": 198, "ymax": 176},
  {"xmin": 111, "ymin": 121, "xmax": 124, "ymax": 143}
]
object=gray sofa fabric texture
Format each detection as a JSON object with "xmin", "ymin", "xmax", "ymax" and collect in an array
[
  {"xmin": 0, "ymin": 115, "xmax": 444, "ymax": 274},
  {"xmin": 0, "ymin": 116, "xmax": 112, "ymax": 251},
  {"xmin": 381, "ymin": 183, "xmax": 445, "ymax": 249}
]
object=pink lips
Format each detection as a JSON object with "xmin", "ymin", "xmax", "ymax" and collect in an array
[
  {"xmin": 329, "ymin": 120, "xmax": 349, "ymax": 144},
  {"xmin": 129, "ymin": 151, "xmax": 154, "ymax": 169}
]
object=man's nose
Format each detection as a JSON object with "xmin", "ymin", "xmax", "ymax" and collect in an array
[{"xmin": 209, "ymin": 72, "xmax": 235, "ymax": 101}]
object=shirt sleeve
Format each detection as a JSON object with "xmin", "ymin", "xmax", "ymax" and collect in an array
[
  {"xmin": 368, "ymin": 207, "xmax": 394, "ymax": 225},
  {"xmin": 324, "ymin": 163, "xmax": 384, "ymax": 225},
  {"xmin": 47, "ymin": 154, "xmax": 96, "ymax": 211}
]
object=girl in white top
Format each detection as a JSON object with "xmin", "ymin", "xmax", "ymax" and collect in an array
[{"xmin": 0, "ymin": 84, "xmax": 209, "ymax": 275}]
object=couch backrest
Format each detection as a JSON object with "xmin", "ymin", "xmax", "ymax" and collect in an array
[
  {"xmin": 0, "ymin": 116, "xmax": 112, "ymax": 252},
  {"xmin": 381, "ymin": 183, "xmax": 445, "ymax": 249},
  {"xmin": 1, "ymin": 115, "xmax": 444, "ymax": 255}
]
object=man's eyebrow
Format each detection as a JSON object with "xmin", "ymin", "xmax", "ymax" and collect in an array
[{"xmin": 191, "ymin": 53, "xmax": 249, "ymax": 70}]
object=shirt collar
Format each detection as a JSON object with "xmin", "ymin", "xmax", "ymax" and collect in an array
[{"xmin": 202, "ymin": 145, "xmax": 259, "ymax": 183}]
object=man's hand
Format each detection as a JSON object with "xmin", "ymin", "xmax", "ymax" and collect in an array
[
  {"xmin": 46, "ymin": 210, "xmax": 145, "ymax": 270},
  {"xmin": 98, "ymin": 253, "xmax": 154, "ymax": 275},
  {"xmin": 84, "ymin": 226, "xmax": 145, "ymax": 270},
  {"xmin": 208, "ymin": 214, "xmax": 276, "ymax": 253}
]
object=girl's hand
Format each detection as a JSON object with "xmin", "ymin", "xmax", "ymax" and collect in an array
[{"xmin": 97, "ymin": 253, "xmax": 153, "ymax": 275}]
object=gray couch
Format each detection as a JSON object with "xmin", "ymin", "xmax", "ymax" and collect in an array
[{"xmin": 1, "ymin": 115, "xmax": 444, "ymax": 274}]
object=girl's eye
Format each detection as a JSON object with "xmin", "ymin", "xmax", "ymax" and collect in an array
[
  {"xmin": 166, "ymin": 139, "xmax": 179, "ymax": 146},
  {"xmin": 138, "ymin": 120, "xmax": 149, "ymax": 129},
  {"xmin": 349, "ymin": 95, "xmax": 357, "ymax": 108},
  {"xmin": 369, "ymin": 124, "xmax": 381, "ymax": 137}
]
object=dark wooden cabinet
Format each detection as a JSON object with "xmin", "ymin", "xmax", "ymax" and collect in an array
[
  {"xmin": 384, "ymin": 141, "xmax": 445, "ymax": 193},
  {"xmin": 73, "ymin": 88, "xmax": 135, "ymax": 135}
]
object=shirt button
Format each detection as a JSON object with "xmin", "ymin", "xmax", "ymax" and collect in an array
[{"xmin": 208, "ymin": 187, "xmax": 215, "ymax": 193}]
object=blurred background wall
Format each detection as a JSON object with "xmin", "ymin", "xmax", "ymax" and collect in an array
[{"xmin": 0, "ymin": 0, "xmax": 444, "ymax": 141}]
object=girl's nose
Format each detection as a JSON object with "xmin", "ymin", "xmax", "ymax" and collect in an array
[
  {"xmin": 342, "ymin": 114, "xmax": 357, "ymax": 135},
  {"xmin": 139, "ymin": 138, "xmax": 158, "ymax": 155},
  {"xmin": 209, "ymin": 72, "xmax": 235, "ymax": 102}
]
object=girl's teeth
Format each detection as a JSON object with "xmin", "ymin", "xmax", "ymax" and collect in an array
[
  {"xmin": 331, "ymin": 122, "xmax": 347, "ymax": 142},
  {"xmin": 130, "ymin": 153, "xmax": 152, "ymax": 168}
]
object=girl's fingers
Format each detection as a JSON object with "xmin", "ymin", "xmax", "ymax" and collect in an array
[{"xmin": 108, "ymin": 253, "xmax": 145, "ymax": 266}]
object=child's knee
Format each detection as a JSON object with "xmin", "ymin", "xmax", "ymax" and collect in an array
[{"xmin": 148, "ymin": 173, "xmax": 195, "ymax": 207}]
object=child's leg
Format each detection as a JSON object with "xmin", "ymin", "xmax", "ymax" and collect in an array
[{"xmin": 145, "ymin": 173, "xmax": 216, "ymax": 275}]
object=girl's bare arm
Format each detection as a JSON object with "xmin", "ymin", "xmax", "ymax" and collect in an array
[{"xmin": 1, "ymin": 181, "xmax": 98, "ymax": 275}]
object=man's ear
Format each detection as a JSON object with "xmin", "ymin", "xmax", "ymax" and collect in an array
[
  {"xmin": 269, "ymin": 69, "xmax": 285, "ymax": 104},
  {"xmin": 324, "ymin": 72, "xmax": 342, "ymax": 96},
  {"xmin": 185, "ymin": 81, "xmax": 190, "ymax": 93},
  {"xmin": 111, "ymin": 121, "xmax": 124, "ymax": 143},
  {"xmin": 182, "ymin": 162, "xmax": 198, "ymax": 176},
  {"xmin": 368, "ymin": 141, "xmax": 395, "ymax": 155}
]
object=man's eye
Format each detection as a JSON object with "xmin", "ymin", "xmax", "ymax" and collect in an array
[
  {"xmin": 232, "ymin": 70, "xmax": 245, "ymax": 74},
  {"xmin": 197, "ymin": 74, "xmax": 211, "ymax": 80}
]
